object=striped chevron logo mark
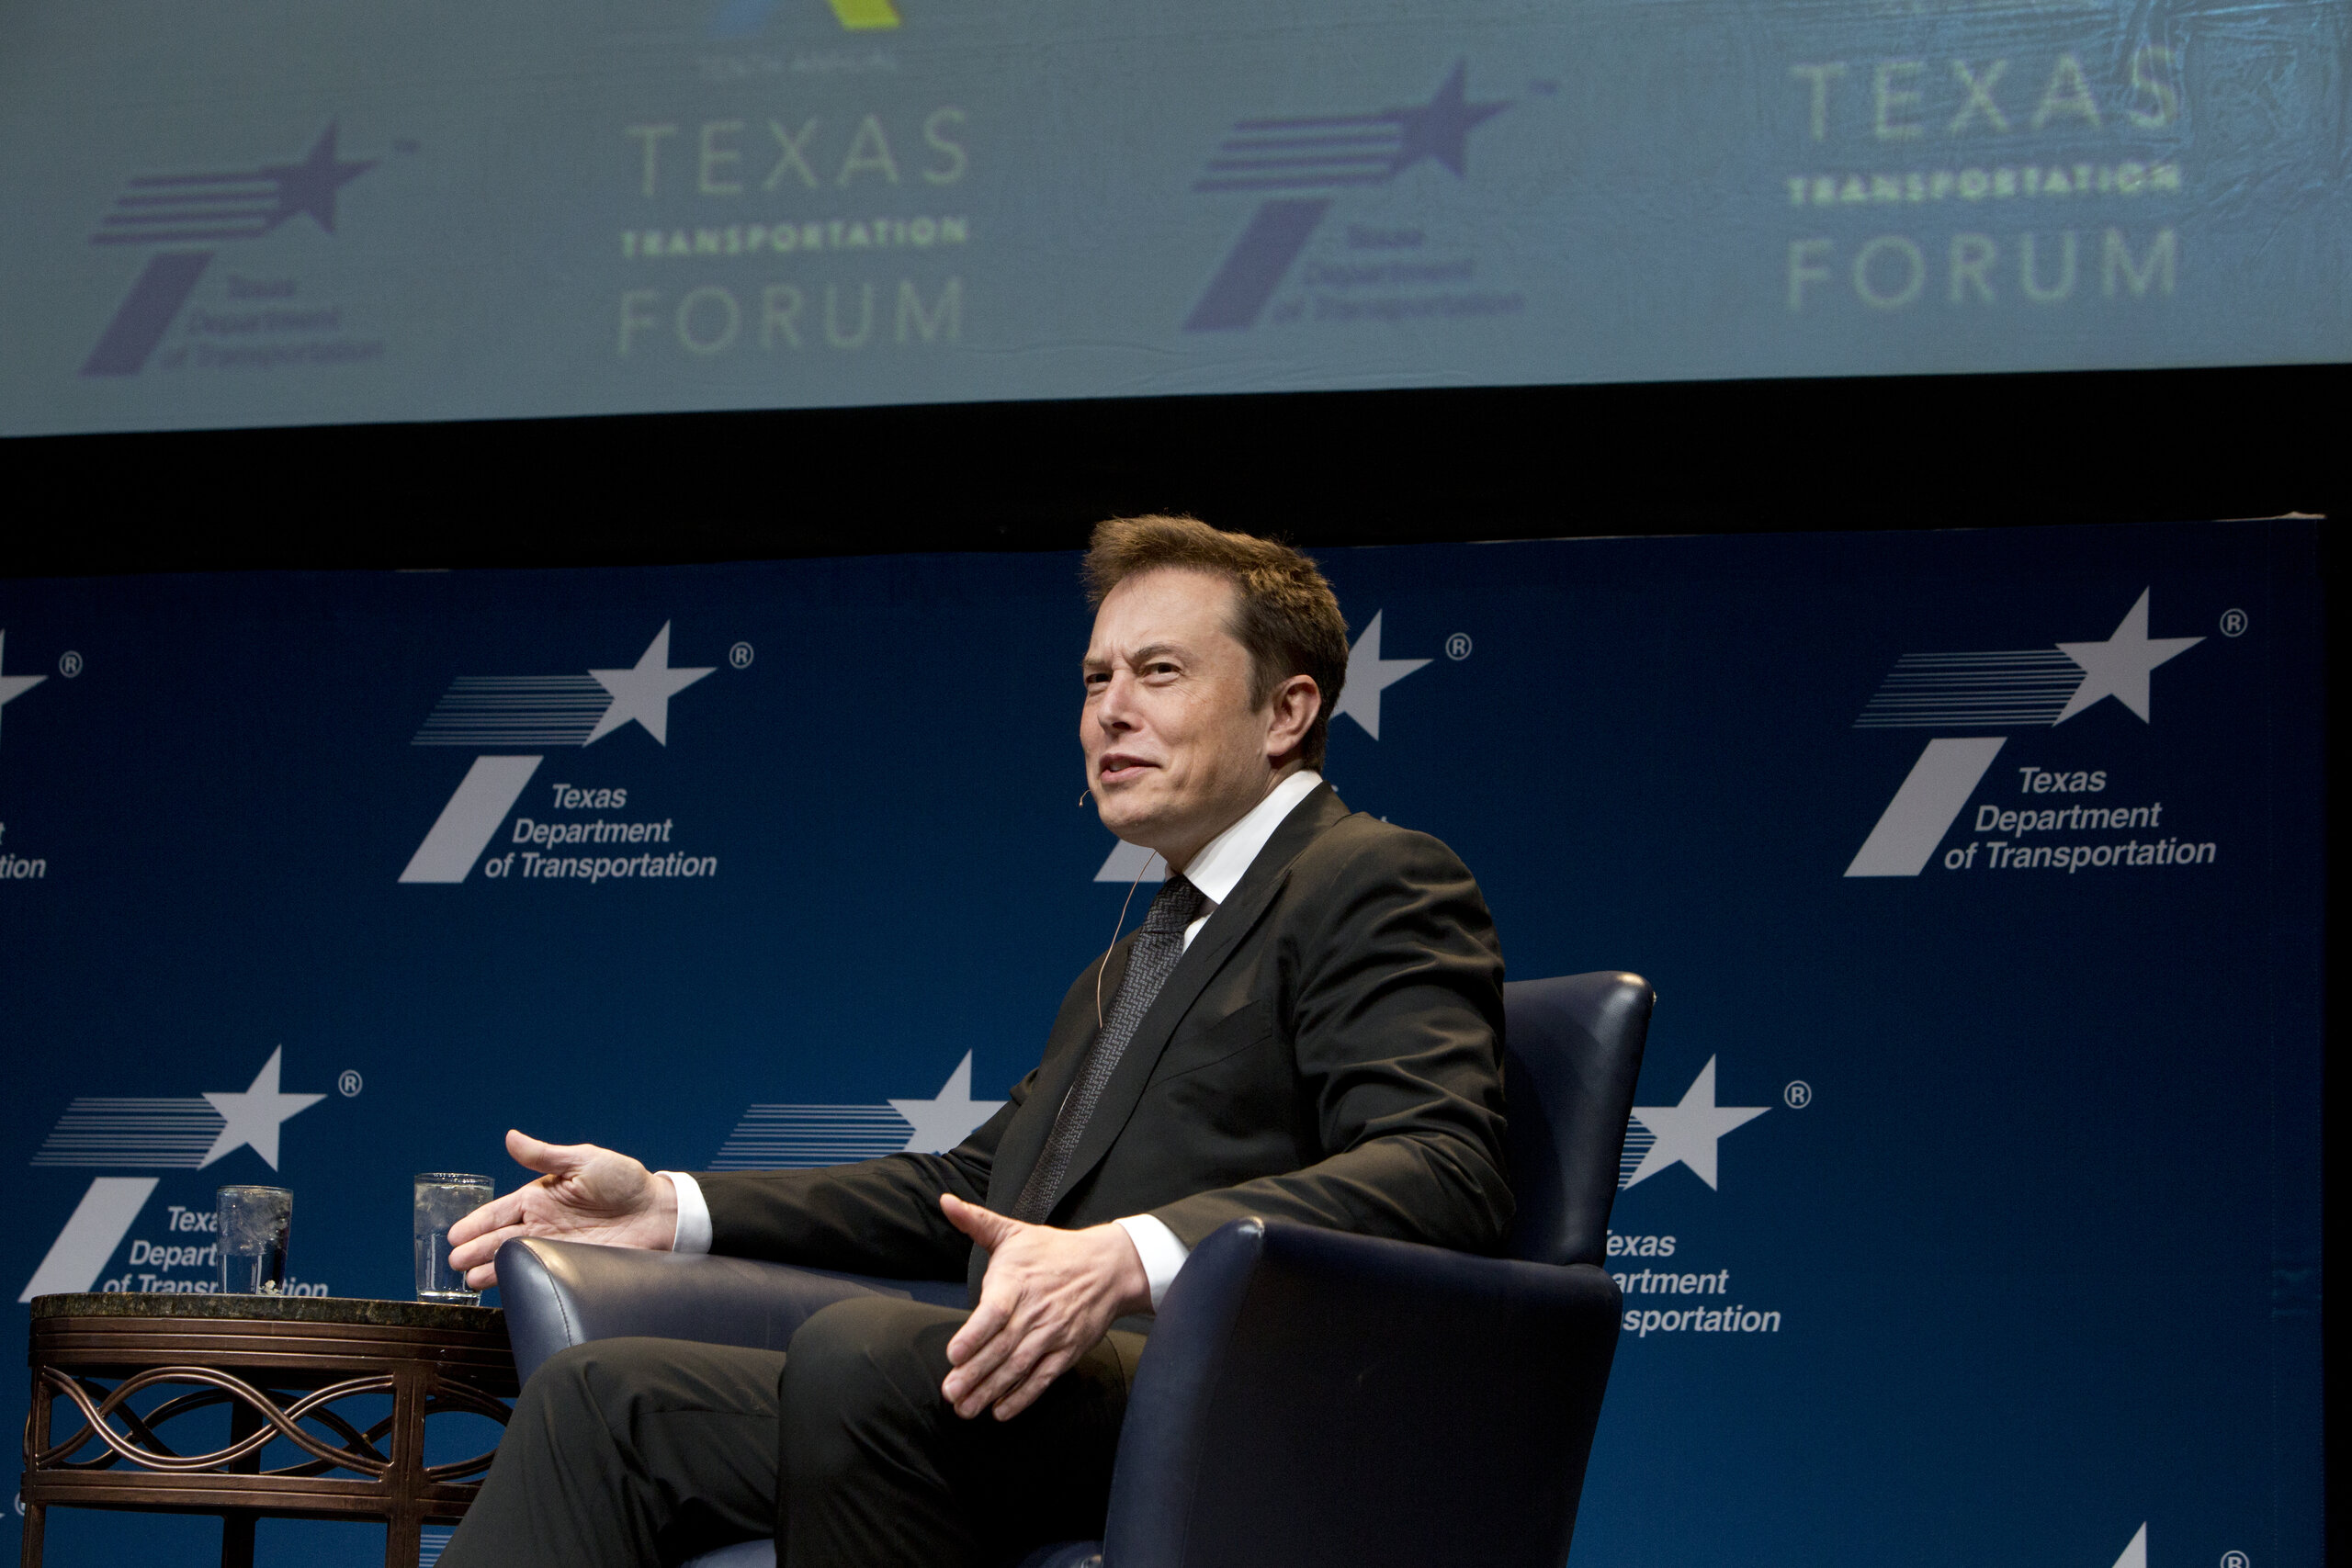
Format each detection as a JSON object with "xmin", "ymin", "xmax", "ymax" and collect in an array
[
  {"xmin": 81, "ymin": 125, "xmax": 375, "ymax": 377},
  {"xmin": 1186, "ymin": 62, "xmax": 1508, "ymax": 332}
]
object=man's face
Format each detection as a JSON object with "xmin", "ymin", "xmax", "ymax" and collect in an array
[{"xmin": 1081, "ymin": 568, "xmax": 1280, "ymax": 869}]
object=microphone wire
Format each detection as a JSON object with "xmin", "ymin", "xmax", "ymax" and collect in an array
[{"xmin": 1096, "ymin": 847, "xmax": 1155, "ymax": 1031}]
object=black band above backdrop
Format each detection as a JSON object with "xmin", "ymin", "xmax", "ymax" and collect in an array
[{"xmin": 6, "ymin": 361, "xmax": 2341, "ymax": 577}]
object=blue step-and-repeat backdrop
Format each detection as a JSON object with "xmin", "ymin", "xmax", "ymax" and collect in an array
[
  {"xmin": 0, "ymin": 517, "xmax": 2323, "ymax": 1568},
  {"xmin": 2, "ymin": 0, "xmax": 2346, "ymax": 434}
]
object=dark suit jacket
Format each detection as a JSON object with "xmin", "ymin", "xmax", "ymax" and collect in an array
[{"xmin": 697, "ymin": 783, "xmax": 1510, "ymax": 1301}]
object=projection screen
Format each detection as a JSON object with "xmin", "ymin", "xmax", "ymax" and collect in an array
[{"xmin": 1, "ymin": 0, "xmax": 2344, "ymax": 434}]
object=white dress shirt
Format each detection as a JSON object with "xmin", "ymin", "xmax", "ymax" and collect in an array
[{"xmin": 664, "ymin": 768, "xmax": 1326, "ymax": 1313}]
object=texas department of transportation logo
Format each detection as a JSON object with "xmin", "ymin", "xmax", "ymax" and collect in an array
[
  {"xmin": 20, "ymin": 1047, "xmax": 333, "ymax": 1301},
  {"xmin": 710, "ymin": 1050, "xmax": 1004, "ymax": 1168},
  {"xmin": 1185, "ymin": 62, "xmax": 1511, "ymax": 332},
  {"xmin": 401, "ymin": 623, "xmax": 728, "ymax": 885},
  {"xmin": 3, "ymin": 628, "xmax": 71, "ymax": 882},
  {"xmin": 81, "ymin": 125, "xmax": 376, "ymax": 378},
  {"xmin": 1606, "ymin": 1056, "xmax": 1786, "ymax": 1342},
  {"xmin": 1620, "ymin": 1057, "xmax": 1770, "ymax": 1191},
  {"xmin": 708, "ymin": 0, "xmax": 899, "ymax": 39},
  {"xmin": 0, "ymin": 629, "xmax": 49, "ymax": 746},
  {"xmin": 1844, "ymin": 589, "xmax": 2211, "ymax": 877}
]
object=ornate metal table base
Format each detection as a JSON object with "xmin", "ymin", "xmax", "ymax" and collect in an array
[{"xmin": 22, "ymin": 1293, "xmax": 517, "ymax": 1568}]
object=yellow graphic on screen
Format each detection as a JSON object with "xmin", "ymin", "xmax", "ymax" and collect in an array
[{"xmin": 826, "ymin": 0, "xmax": 899, "ymax": 27}]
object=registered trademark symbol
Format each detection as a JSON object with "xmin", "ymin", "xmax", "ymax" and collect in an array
[
  {"xmin": 2220, "ymin": 1552, "xmax": 2249, "ymax": 1568},
  {"xmin": 337, "ymin": 1069, "xmax": 364, "ymax": 1099},
  {"xmin": 729, "ymin": 641, "xmax": 754, "ymax": 670},
  {"xmin": 58, "ymin": 651, "xmax": 83, "ymax": 678},
  {"xmin": 2219, "ymin": 608, "xmax": 2248, "ymax": 637},
  {"xmin": 1783, "ymin": 1080, "xmax": 1812, "ymax": 1110},
  {"xmin": 1444, "ymin": 633, "xmax": 1473, "ymax": 660}
]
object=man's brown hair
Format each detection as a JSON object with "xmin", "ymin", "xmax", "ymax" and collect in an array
[{"xmin": 1082, "ymin": 514, "xmax": 1351, "ymax": 768}]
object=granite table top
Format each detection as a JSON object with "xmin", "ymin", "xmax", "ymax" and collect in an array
[{"xmin": 28, "ymin": 1293, "xmax": 503, "ymax": 1333}]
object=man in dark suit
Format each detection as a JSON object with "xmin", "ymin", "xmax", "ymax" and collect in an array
[{"xmin": 440, "ymin": 516, "xmax": 1510, "ymax": 1568}]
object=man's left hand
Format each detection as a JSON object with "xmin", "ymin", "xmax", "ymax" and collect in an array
[{"xmin": 939, "ymin": 1193, "xmax": 1150, "ymax": 1422}]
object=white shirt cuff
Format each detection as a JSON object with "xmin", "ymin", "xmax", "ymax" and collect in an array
[
  {"xmin": 1113, "ymin": 1213, "xmax": 1191, "ymax": 1311},
  {"xmin": 661, "ymin": 1171, "xmax": 712, "ymax": 1255}
]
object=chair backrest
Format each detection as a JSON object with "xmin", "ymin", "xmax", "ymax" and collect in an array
[{"xmin": 1501, "ymin": 972, "xmax": 1654, "ymax": 1268}]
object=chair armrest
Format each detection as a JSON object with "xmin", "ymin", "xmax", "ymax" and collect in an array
[
  {"xmin": 1106, "ymin": 1219, "xmax": 1623, "ymax": 1568},
  {"xmin": 495, "ymin": 1236, "xmax": 964, "ymax": 1382}
]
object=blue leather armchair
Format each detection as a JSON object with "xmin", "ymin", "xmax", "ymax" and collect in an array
[{"xmin": 497, "ymin": 971, "xmax": 1653, "ymax": 1568}]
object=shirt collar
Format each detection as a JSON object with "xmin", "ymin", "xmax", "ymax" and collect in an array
[{"xmin": 1172, "ymin": 769, "xmax": 1325, "ymax": 909}]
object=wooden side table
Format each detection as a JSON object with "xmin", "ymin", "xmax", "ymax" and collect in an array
[{"xmin": 20, "ymin": 1292, "xmax": 517, "ymax": 1568}]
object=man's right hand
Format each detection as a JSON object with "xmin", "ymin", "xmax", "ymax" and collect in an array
[{"xmin": 444, "ymin": 1130, "xmax": 681, "ymax": 1291}]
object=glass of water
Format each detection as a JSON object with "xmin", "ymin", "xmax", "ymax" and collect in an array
[
  {"xmin": 217, "ymin": 1186, "xmax": 293, "ymax": 1295},
  {"xmin": 414, "ymin": 1173, "xmax": 494, "ymax": 1303}
]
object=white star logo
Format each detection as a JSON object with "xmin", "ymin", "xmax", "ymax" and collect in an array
[
  {"xmin": 888, "ymin": 1051, "xmax": 1007, "ymax": 1154},
  {"xmin": 1623, "ymin": 1057, "xmax": 1769, "ymax": 1190},
  {"xmin": 2053, "ymin": 589, "xmax": 2202, "ymax": 725},
  {"xmin": 1331, "ymin": 611, "xmax": 1430, "ymax": 740},
  {"xmin": 584, "ymin": 622, "xmax": 715, "ymax": 746},
  {"xmin": 0, "ymin": 631, "xmax": 49, "ymax": 743},
  {"xmin": 198, "ymin": 1047, "xmax": 326, "ymax": 1169}
]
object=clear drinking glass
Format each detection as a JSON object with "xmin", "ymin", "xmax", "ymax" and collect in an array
[
  {"xmin": 217, "ymin": 1186, "xmax": 293, "ymax": 1295},
  {"xmin": 414, "ymin": 1173, "xmax": 494, "ymax": 1303}
]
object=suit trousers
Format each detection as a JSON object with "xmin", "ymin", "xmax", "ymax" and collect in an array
[{"xmin": 439, "ymin": 1296, "xmax": 1146, "ymax": 1568}]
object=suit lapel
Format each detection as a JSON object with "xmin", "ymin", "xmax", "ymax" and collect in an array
[{"xmin": 1041, "ymin": 784, "xmax": 1351, "ymax": 1218}]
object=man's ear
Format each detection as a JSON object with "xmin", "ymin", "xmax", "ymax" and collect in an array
[{"xmin": 1263, "ymin": 673, "xmax": 1321, "ymax": 762}]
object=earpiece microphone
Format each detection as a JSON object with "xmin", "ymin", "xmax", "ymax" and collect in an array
[{"xmin": 1079, "ymin": 789, "xmax": 1091, "ymax": 807}]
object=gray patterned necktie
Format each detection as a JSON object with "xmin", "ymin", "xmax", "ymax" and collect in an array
[{"xmin": 1009, "ymin": 874, "xmax": 1209, "ymax": 1224}]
